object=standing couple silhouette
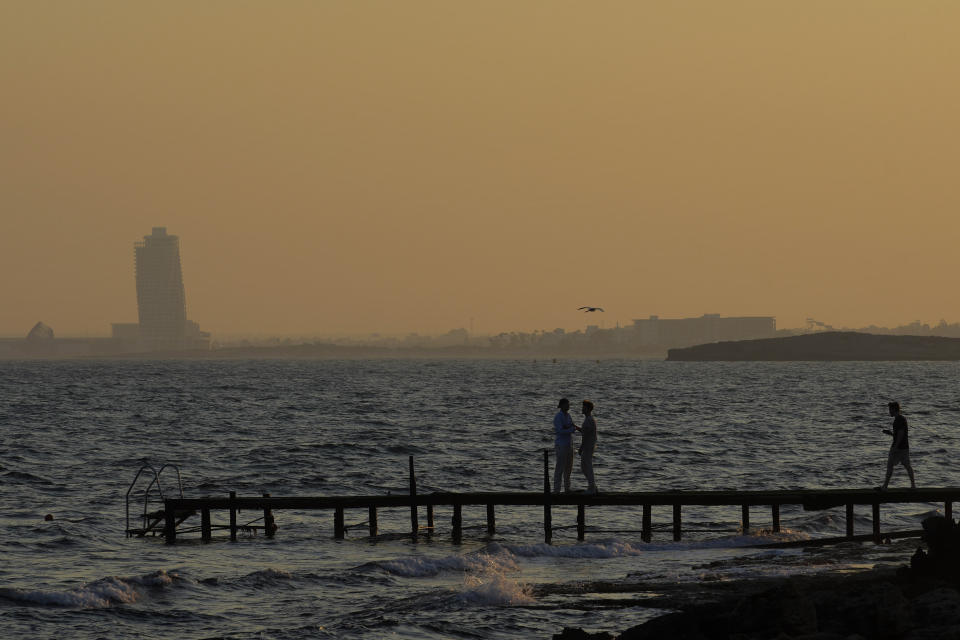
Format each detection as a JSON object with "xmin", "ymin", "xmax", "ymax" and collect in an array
[{"xmin": 552, "ymin": 397, "xmax": 598, "ymax": 494}]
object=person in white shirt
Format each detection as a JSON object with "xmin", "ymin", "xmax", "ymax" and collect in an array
[
  {"xmin": 553, "ymin": 398, "xmax": 578, "ymax": 493},
  {"xmin": 578, "ymin": 400, "xmax": 598, "ymax": 495}
]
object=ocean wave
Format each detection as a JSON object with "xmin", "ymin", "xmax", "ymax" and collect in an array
[
  {"xmin": 3, "ymin": 471, "xmax": 54, "ymax": 485},
  {"xmin": 35, "ymin": 535, "xmax": 82, "ymax": 550},
  {"xmin": 368, "ymin": 550, "xmax": 520, "ymax": 578},
  {"xmin": 458, "ymin": 573, "xmax": 533, "ymax": 606},
  {"xmin": 0, "ymin": 569, "xmax": 178, "ymax": 608},
  {"xmin": 499, "ymin": 531, "xmax": 810, "ymax": 558},
  {"xmin": 302, "ymin": 571, "xmax": 397, "ymax": 588},
  {"xmin": 362, "ymin": 549, "xmax": 534, "ymax": 608},
  {"xmin": 914, "ymin": 508, "xmax": 943, "ymax": 520},
  {"xmin": 795, "ymin": 510, "xmax": 842, "ymax": 533},
  {"xmin": 499, "ymin": 539, "xmax": 648, "ymax": 559},
  {"xmin": 643, "ymin": 529, "xmax": 812, "ymax": 551},
  {"xmin": 242, "ymin": 568, "xmax": 293, "ymax": 585},
  {"xmin": 193, "ymin": 568, "xmax": 294, "ymax": 591},
  {"xmin": 302, "ymin": 442, "xmax": 377, "ymax": 451}
]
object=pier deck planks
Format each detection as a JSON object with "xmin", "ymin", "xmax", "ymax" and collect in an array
[{"xmin": 163, "ymin": 487, "xmax": 960, "ymax": 512}]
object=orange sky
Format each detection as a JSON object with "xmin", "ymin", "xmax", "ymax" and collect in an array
[{"xmin": 2, "ymin": 2, "xmax": 959, "ymax": 337}]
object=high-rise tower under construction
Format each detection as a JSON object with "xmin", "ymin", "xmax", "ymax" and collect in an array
[{"xmin": 130, "ymin": 227, "xmax": 206, "ymax": 350}]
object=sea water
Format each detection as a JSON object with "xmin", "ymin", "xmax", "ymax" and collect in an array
[{"xmin": 1, "ymin": 359, "xmax": 958, "ymax": 638}]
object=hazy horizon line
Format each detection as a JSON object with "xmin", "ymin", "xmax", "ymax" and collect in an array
[{"xmin": 4, "ymin": 317, "xmax": 959, "ymax": 341}]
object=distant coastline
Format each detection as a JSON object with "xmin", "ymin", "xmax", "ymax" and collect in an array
[
  {"xmin": 12, "ymin": 331, "xmax": 960, "ymax": 362},
  {"xmin": 0, "ymin": 339, "xmax": 667, "ymax": 360},
  {"xmin": 77, "ymin": 344, "xmax": 666, "ymax": 360},
  {"xmin": 0, "ymin": 341, "xmax": 662, "ymax": 360},
  {"xmin": 667, "ymin": 331, "xmax": 960, "ymax": 361}
]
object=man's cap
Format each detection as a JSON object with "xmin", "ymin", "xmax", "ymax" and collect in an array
[{"xmin": 558, "ymin": 398, "xmax": 569, "ymax": 407}]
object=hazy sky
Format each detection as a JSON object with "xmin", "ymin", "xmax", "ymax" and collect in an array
[{"xmin": 3, "ymin": 2, "xmax": 959, "ymax": 337}]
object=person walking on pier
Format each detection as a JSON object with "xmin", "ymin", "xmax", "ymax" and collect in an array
[
  {"xmin": 578, "ymin": 399, "xmax": 599, "ymax": 495},
  {"xmin": 553, "ymin": 398, "xmax": 578, "ymax": 493},
  {"xmin": 877, "ymin": 401, "xmax": 917, "ymax": 490}
]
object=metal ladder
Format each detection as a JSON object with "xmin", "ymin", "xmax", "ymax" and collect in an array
[{"xmin": 125, "ymin": 463, "xmax": 186, "ymax": 537}]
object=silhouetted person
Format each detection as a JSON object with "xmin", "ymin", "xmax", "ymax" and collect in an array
[
  {"xmin": 578, "ymin": 400, "xmax": 599, "ymax": 494},
  {"xmin": 553, "ymin": 398, "xmax": 578, "ymax": 493},
  {"xmin": 877, "ymin": 401, "xmax": 917, "ymax": 490}
]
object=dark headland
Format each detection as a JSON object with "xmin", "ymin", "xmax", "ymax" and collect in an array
[
  {"xmin": 667, "ymin": 331, "xmax": 960, "ymax": 361},
  {"xmin": 554, "ymin": 515, "xmax": 960, "ymax": 639}
]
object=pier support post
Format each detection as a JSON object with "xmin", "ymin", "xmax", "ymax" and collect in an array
[
  {"xmin": 452, "ymin": 504, "xmax": 462, "ymax": 544},
  {"xmin": 673, "ymin": 504, "xmax": 681, "ymax": 542},
  {"xmin": 229, "ymin": 491, "xmax": 237, "ymax": 542},
  {"xmin": 642, "ymin": 505, "xmax": 652, "ymax": 542},
  {"xmin": 772, "ymin": 504, "xmax": 780, "ymax": 533},
  {"xmin": 741, "ymin": 505, "xmax": 750, "ymax": 534},
  {"xmin": 487, "ymin": 504, "xmax": 495, "ymax": 536},
  {"xmin": 263, "ymin": 493, "xmax": 276, "ymax": 538},
  {"xmin": 164, "ymin": 500, "xmax": 176, "ymax": 545},
  {"xmin": 201, "ymin": 506, "xmax": 211, "ymax": 543},
  {"xmin": 544, "ymin": 450, "xmax": 552, "ymax": 544},
  {"xmin": 368, "ymin": 506, "xmax": 378, "ymax": 537},
  {"xmin": 946, "ymin": 501, "xmax": 953, "ymax": 523},
  {"xmin": 577, "ymin": 504, "xmax": 585, "ymax": 541},
  {"xmin": 334, "ymin": 506, "xmax": 345, "ymax": 539},
  {"xmin": 409, "ymin": 456, "xmax": 419, "ymax": 539},
  {"xmin": 846, "ymin": 503, "xmax": 854, "ymax": 539},
  {"xmin": 872, "ymin": 502, "xmax": 881, "ymax": 544},
  {"xmin": 427, "ymin": 504, "xmax": 435, "ymax": 534}
]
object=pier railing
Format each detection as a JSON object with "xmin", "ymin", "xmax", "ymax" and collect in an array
[{"xmin": 147, "ymin": 454, "xmax": 960, "ymax": 546}]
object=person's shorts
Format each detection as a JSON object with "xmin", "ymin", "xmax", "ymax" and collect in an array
[{"xmin": 887, "ymin": 449, "xmax": 911, "ymax": 467}]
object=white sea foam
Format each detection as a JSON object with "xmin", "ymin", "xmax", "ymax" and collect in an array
[
  {"xmin": 0, "ymin": 569, "xmax": 176, "ymax": 609},
  {"xmin": 371, "ymin": 546, "xmax": 534, "ymax": 606},
  {"xmin": 644, "ymin": 529, "xmax": 812, "ymax": 550},
  {"xmin": 458, "ymin": 573, "xmax": 534, "ymax": 606},
  {"xmin": 375, "ymin": 550, "xmax": 519, "ymax": 578},
  {"xmin": 499, "ymin": 539, "xmax": 647, "ymax": 559},
  {"xmin": 498, "ymin": 529, "xmax": 810, "ymax": 558}
]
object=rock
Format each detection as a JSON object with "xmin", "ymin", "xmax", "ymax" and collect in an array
[
  {"xmin": 904, "ymin": 625, "xmax": 960, "ymax": 640},
  {"xmin": 552, "ymin": 627, "xmax": 614, "ymax": 640},
  {"xmin": 729, "ymin": 581, "xmax": 817, "ymax": 637},
  {"xmin": 917, "ymin": 516, "xmax": 960, "ymax": 575},
  {"xmin": 911, "ymin": 588, "xmax": 960, "ymax": 627},
  {"xmin": 873, "ymin": 582, "xmax": 911, "ymax": 637},
  {"xmin": 617, "ymin": 611, "xmax": 708, "ymax": 639},
  {"xmin": 811, "ymin": 580, "xmax": 909, "ymax": 638},
  {"xmin": 571, "ymin": 517, "xmax": 960, "ymax": 640},
  {"xmin": 617, "ymin": 575, "xmax": 918, "ymax": 639}
]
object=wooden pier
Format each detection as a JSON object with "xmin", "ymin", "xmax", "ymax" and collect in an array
[{"xmin": 132, "ymin": 454, "xmax": 960, "ymax": 546}]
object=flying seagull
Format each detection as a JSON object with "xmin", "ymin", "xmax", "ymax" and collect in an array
[{"xmin": 578, "ymin": 306, "xmax": 604, "ymax": 312}]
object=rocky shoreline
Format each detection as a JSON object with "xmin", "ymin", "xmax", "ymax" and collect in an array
[
  {"xmin": 667, "ymin": 332, "xmax": 960, "ymax": 361},
  {"xmin": 553, "ymin": 516, "xmax": 960, "ymax": 639}
]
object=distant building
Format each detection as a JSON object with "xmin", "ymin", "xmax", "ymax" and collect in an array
[
  {"xmin": 22, "ymin": 321, "xmax": 55, "ymax": 355},
  {"xmin": 631, "ymin": 314, "xmax": 776, "ymax": 348},
  {"xmin": 110, "ymin": 322, "xmax": 141, "ymax": 352},
  {"xmin": 135, "ymin": 227, "xmax": 187, "ymax": 340},
  {"xmin": 118, "ymin": 227, "xmax": 209, "ymax": 351},
  {"xmin": 0, "ymin": 228, "xmax": 209, "ymax": 358},
  {"xmin": 26, "ymin": 321, "xmax": 54, "ymax": 342},
  {"xmin": 0, "ymin": 322, "xmax": 116, "ymax": 357}
]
